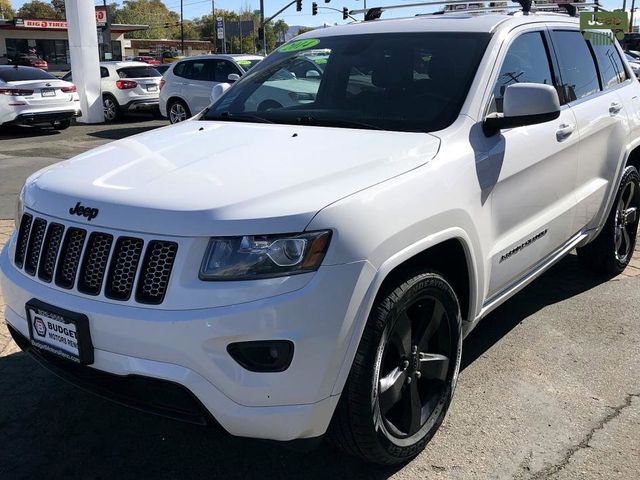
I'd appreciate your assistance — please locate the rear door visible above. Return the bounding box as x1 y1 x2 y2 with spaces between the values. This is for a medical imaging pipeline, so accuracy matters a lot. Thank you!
548 28 629 232
180 59 215 113
483 28 579 297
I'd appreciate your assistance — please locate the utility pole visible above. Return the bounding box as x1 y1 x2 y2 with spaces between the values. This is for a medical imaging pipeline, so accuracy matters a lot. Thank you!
260 0 266 55
211 0 215 52
632 0 636 33
180 0 185 55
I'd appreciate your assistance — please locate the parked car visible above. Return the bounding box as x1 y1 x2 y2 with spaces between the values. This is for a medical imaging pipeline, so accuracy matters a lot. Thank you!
161 51 185 64
133 55 161 66
0 65 79 129
63 61 162 122
11 54 48 71
3 12 640 467
625 52 640 78
159 54 263 123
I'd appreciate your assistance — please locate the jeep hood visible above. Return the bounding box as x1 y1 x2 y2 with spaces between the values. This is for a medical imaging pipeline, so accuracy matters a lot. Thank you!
25 121 440 236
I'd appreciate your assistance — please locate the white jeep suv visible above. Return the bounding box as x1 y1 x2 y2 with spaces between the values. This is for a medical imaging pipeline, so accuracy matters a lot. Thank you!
2 13 639 465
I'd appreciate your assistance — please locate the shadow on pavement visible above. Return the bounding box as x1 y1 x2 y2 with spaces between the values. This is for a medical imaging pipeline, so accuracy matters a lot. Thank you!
0 254 615 480
86 124 164 141
0 125 61 140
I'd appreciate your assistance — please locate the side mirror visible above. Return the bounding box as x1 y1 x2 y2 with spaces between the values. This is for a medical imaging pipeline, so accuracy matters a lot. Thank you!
227 73 240 82
211 82 231 104
483 83 560 136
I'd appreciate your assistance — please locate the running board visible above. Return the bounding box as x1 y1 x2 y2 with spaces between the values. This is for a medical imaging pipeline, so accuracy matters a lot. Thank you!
479 231 588 319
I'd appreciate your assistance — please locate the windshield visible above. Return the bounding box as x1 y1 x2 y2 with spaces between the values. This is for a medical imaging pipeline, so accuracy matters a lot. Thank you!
204 33 490 132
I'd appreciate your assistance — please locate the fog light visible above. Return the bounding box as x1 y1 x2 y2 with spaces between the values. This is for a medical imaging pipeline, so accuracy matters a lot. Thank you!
227 340 294 372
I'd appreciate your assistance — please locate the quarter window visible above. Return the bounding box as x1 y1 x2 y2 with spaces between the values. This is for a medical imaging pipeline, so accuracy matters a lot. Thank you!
489 32 554 114
551 30 600 102
588 31 627 89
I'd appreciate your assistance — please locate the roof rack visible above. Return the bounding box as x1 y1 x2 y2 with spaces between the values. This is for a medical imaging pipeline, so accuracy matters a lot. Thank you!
351 0 602 19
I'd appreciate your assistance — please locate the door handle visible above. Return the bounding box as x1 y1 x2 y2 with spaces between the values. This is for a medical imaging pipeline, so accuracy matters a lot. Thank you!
556 123 575 142
609 102 623 115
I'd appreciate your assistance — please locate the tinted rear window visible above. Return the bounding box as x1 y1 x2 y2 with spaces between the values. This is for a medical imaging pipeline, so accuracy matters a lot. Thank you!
0 67 57 82
117 66 160 78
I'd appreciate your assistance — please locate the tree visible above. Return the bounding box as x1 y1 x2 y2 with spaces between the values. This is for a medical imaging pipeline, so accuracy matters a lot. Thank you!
0 0 15 20
16 0 61 19
113 0 181 39
273 19 289 46
51 0 64 18
296 26 315 36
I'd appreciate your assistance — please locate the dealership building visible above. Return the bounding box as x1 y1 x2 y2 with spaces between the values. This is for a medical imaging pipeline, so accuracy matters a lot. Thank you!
0 18 148 70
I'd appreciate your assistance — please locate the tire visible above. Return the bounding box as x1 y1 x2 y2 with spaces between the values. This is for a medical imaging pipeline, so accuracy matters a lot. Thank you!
577 165 640 274
328 271 462 465
51 119 71 130
168 99 190 124
103 95 121 123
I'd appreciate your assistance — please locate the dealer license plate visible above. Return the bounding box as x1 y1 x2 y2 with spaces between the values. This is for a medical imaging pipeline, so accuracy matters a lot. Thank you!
26 300 94 364
41 88 56 97
147 85 158 92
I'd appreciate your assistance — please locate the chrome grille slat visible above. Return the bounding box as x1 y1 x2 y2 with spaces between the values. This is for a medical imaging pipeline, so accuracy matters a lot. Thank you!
136 240 178 305
105 237 144 301
13 213 176 305
24 218 47 276
55 228 87 289
14 213 33 268
77 232 114 296
38 223 65 283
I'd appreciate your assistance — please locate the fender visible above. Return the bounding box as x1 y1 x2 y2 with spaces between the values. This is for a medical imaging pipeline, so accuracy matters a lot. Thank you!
329 227 480 397
582 137 640 245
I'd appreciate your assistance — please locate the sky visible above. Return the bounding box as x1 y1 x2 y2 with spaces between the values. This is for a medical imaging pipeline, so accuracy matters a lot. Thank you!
7 0 630 25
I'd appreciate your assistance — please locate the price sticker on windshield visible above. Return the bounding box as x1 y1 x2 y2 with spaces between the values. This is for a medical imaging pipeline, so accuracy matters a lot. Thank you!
580 11 628 41
278 38 321 53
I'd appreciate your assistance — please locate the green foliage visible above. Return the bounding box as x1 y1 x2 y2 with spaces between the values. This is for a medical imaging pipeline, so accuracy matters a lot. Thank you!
112 0 182 39
0 0 16 20
50 0 64 18
16 0 61 19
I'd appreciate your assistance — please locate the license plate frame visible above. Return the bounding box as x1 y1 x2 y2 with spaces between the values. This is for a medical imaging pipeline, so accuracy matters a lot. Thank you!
41 88 56 97
26 299 94 365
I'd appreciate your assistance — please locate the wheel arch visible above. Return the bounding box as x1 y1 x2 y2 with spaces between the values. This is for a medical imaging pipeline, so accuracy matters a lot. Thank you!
330 228 479 398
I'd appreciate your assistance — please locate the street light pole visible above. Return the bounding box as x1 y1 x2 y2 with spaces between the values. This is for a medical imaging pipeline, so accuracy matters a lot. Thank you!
211 0 215 52
631 0 636 33
260 0 266 55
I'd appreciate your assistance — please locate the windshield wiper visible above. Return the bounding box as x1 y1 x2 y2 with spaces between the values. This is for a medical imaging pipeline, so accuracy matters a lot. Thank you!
208 111 274 124
293 116 383 131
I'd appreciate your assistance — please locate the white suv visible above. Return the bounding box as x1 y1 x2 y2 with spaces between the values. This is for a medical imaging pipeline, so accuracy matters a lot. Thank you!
159 54 263 123
2 13 639 465
63 61 162 122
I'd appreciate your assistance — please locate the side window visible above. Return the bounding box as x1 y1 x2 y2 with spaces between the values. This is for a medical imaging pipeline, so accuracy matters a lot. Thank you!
173 61 186 78
189 61 209 81
551 30 600 102
489 31 554 114
213 60 241 82
588 31 628 89
100 67 109 78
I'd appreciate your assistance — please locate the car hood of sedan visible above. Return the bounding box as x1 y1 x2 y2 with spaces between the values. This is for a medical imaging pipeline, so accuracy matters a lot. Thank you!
24 121 440 236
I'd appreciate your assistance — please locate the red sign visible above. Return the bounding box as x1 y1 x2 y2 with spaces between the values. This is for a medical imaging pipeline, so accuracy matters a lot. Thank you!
14 8 107 30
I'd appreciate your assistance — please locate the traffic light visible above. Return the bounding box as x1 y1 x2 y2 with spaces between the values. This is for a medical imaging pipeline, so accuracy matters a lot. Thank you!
296 0 302 12
342 7 349 19
312 2 318 15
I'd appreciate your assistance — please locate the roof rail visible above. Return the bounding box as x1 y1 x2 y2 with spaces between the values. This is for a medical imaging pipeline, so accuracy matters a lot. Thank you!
351 0 601 19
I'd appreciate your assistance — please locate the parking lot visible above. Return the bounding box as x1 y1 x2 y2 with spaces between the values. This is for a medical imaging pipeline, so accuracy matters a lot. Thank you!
0 121 639 479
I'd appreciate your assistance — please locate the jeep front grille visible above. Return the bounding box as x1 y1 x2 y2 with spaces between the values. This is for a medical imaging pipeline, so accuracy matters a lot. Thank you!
14 214 178 305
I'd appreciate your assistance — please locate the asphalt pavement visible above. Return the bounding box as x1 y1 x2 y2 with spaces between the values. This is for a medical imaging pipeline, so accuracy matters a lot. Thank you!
0 119 638 479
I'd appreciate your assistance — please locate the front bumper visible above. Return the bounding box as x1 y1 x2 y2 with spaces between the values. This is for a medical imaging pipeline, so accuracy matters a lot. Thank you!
0 238 375 440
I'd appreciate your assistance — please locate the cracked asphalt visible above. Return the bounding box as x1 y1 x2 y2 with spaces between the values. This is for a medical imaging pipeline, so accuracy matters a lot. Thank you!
0 121 639 479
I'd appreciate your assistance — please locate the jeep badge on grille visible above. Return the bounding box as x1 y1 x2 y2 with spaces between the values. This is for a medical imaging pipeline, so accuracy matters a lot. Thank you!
69 202 99 221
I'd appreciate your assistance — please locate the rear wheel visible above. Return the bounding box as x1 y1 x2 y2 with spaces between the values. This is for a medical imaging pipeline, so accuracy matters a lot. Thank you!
329 271 462 465
577 165 640 274
103 95 121 123
168 99 190 124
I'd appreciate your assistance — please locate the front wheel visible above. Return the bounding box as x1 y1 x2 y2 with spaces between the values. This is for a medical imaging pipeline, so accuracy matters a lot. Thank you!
577 165 640 274
329 271 462 465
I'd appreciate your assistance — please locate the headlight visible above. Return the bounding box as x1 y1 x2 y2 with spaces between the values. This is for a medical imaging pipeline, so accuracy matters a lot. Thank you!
14 185 25 230
200 230 332 280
